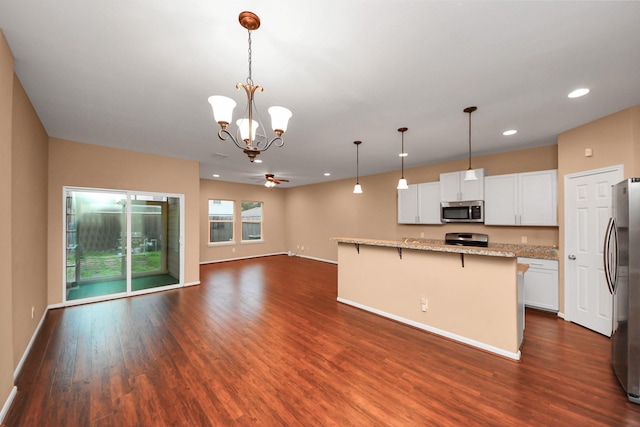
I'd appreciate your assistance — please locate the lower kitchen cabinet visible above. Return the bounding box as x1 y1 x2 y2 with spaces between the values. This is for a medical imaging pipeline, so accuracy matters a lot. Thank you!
518 257 559 311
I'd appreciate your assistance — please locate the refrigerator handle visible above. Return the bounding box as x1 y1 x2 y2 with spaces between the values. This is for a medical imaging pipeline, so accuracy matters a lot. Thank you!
603 217 615 295
611 218 619 294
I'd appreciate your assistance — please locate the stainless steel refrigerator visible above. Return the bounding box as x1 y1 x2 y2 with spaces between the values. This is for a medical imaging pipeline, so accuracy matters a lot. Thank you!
604 178 640 404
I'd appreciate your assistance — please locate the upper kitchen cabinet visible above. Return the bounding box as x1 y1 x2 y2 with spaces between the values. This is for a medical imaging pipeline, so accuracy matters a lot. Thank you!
398 182 441 224
440 168 485 202
485 169 557 226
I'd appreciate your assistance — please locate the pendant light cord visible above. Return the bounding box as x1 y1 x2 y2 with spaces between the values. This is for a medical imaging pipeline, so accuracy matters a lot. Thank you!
464 106 477 170
468 111 472 170
356 143 360 183
401 132 405 178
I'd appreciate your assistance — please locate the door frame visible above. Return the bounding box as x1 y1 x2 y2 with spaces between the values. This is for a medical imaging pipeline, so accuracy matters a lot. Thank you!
563 164 623 328
62 186 185 306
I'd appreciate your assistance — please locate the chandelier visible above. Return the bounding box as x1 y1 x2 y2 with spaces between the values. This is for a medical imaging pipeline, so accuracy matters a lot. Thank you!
208 11 292 162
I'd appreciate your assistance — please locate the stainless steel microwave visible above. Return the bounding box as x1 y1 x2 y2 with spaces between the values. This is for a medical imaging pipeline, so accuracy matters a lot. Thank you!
440 200 484 223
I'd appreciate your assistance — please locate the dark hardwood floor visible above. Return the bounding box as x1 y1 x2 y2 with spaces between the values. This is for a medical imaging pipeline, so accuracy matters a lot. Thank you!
4 255 640 426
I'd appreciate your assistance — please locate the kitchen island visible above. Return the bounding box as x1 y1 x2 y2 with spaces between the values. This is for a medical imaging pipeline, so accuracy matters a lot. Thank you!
331 237 538 360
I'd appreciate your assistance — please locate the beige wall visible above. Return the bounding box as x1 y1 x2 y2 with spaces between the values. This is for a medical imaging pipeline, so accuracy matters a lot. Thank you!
285 145 559 262
0 29 16 419
337 243 520 356
200 179 287 263
557 105 640 313
47 138 201 305
11 76 49 367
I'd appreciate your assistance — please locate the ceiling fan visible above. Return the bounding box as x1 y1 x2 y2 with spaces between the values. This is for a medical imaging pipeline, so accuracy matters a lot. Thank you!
264 173 289 187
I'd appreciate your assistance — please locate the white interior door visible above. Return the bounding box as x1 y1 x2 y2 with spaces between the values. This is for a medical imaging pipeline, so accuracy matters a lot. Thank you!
565 165 623 336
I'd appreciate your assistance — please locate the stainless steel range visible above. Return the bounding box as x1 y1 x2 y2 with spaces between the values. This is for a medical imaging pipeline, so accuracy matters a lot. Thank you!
445 232 489 247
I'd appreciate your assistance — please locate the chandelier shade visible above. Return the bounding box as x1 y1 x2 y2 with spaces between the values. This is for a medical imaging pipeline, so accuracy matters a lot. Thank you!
236 119 260 142
268 106 293 134
208 96 237 126
208 11 292 162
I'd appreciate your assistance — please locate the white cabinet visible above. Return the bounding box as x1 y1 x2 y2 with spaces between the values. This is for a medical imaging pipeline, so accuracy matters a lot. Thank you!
517 269 525 348
398 184 419 224
397 182 441 224
518 257 559 311
440 168 485 201
485 169 557 226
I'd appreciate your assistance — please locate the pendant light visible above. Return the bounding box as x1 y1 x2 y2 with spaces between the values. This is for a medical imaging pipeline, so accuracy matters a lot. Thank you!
397 127 409 190
353 141 363 194
463 106 478 181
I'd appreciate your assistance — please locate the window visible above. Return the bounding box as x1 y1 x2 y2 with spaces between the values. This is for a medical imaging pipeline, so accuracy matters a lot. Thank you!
241 201 263 241
209 200 234 243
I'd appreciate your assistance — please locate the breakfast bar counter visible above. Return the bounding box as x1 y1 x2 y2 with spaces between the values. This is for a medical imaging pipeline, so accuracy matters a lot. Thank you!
331 237 534 360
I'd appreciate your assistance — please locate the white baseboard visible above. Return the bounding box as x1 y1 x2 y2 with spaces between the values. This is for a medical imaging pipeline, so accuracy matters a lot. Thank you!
200 252 288 265
294 254 337 264
337 297 521 361
183 281 200 287
14 308 48 380
0 386 17 425
201 252 337 265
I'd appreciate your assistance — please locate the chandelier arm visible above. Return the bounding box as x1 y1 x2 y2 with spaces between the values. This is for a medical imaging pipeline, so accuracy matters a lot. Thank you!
258 136 285 152
217 129 247 151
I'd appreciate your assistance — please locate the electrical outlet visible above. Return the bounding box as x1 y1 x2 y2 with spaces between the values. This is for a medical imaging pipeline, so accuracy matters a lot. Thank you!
421 297 427 312
420 232 425 238
31 306 35 319
521 236 528 243
232 247 236 253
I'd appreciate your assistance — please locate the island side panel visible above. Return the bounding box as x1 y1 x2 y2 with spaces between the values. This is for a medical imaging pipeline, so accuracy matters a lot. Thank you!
337 242 519 355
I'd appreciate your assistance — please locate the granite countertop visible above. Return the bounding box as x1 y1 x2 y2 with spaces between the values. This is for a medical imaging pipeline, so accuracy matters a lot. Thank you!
331 237 558 260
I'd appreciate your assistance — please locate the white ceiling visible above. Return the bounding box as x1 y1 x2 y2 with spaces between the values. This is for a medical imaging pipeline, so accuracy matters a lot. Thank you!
1 1 639 188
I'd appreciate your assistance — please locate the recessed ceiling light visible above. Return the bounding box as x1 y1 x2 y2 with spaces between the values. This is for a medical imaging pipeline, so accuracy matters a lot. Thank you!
399 153 408 157
254 159 263 163
324 172 331 176
212 174 220 178
568 88 590 98
503 129 517 136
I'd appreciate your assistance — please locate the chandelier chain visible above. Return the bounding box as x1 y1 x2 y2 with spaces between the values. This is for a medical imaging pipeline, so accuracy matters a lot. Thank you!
247 30 253 86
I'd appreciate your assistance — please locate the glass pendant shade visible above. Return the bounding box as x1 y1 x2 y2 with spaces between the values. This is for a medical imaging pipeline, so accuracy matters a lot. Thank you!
268 106 293 133
236 118 260 142
464 169 478 181
265 181 276 188
397 178 409 190
208 96 236 125
353 183 363 194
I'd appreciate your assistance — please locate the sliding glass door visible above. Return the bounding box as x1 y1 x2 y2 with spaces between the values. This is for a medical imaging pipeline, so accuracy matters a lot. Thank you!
65 188 183 303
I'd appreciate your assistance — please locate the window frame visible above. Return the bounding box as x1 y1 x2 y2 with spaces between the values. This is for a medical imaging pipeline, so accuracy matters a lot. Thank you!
240 200 264 243
208 199 235 245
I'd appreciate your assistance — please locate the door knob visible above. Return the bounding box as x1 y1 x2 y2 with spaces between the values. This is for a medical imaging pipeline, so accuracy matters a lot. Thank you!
568 254 577 260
